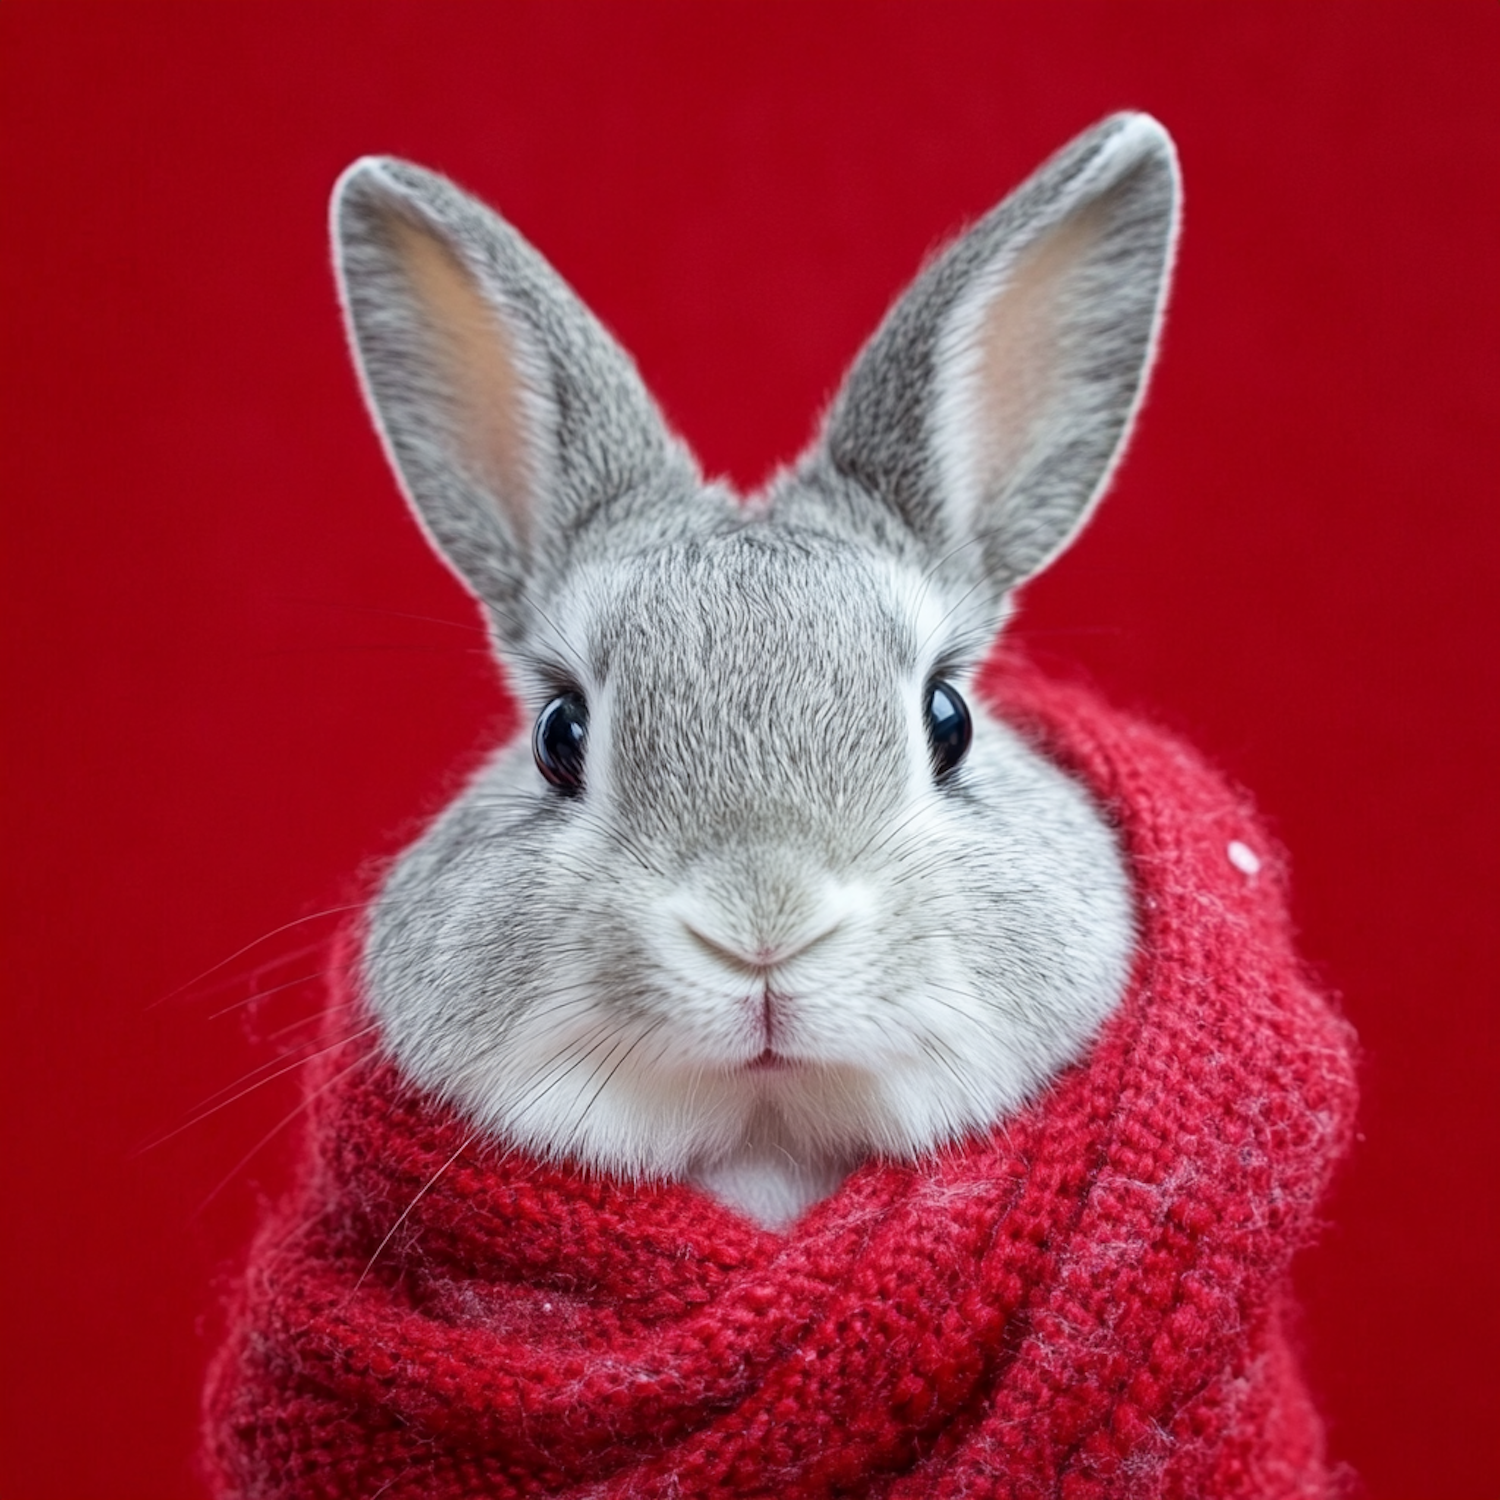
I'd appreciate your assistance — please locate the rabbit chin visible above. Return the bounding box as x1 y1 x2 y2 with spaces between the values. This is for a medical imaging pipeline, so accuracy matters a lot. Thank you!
435 1036 1036 1228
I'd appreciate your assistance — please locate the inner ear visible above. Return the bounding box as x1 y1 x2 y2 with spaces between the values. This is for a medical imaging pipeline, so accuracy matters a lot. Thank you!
381 207 539 545
960 198 1109 509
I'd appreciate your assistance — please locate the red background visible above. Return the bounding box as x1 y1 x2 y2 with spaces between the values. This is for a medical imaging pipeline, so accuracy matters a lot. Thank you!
3 4 1496 1496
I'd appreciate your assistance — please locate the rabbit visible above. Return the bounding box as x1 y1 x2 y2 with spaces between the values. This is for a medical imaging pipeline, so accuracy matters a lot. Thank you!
333 112 1180 1229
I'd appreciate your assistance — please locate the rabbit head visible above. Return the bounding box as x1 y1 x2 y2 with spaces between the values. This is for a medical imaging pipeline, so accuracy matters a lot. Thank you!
334 114 1179 1224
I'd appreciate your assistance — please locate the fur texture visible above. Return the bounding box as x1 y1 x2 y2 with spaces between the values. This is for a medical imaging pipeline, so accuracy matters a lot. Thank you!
332 114 1180 1223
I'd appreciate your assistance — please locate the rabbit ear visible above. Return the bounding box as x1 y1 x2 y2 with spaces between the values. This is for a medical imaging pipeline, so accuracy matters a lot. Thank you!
333 157 695 637
806 113 1180 596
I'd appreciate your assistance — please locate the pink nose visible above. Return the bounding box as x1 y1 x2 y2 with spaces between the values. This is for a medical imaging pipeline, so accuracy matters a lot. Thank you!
682 919 841 976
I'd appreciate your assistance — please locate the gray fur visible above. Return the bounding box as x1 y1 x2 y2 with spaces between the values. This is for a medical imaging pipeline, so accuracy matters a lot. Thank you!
334 114 1179 1227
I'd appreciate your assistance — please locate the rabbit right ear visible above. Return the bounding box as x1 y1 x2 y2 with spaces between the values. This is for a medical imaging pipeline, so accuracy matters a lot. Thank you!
333 159 696 641
795 113 1180 607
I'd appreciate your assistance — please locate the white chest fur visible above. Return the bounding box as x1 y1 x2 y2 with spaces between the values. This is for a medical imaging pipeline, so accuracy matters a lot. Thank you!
688 1142 856 1229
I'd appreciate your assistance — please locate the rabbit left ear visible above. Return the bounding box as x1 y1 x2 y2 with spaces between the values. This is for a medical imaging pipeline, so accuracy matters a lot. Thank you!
332 158 697 642
799 113 1181 597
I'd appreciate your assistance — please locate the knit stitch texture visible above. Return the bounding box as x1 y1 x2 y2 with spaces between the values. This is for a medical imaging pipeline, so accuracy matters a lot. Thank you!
203 663 1358 1498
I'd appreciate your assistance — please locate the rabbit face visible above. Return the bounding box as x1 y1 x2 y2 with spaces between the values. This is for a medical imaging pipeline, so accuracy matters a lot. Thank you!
366 523 1131 1192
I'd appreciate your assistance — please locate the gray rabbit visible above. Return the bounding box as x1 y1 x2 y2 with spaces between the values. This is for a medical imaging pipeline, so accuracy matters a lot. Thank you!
335 113 1179 1228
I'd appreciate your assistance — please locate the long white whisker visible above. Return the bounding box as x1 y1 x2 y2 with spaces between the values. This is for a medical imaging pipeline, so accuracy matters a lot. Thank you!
189 1051 376 1221
351 1129 482 1294
138 1025 378 1154
149 905 367 1011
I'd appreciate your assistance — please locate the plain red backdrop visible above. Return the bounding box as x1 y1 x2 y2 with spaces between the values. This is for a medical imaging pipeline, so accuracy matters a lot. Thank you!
2 4 1495 1497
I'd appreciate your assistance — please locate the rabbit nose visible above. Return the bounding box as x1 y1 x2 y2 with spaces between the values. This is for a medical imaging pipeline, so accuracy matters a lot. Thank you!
681 917 843 977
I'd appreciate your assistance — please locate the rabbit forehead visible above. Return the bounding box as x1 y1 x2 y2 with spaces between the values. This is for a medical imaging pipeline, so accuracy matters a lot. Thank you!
597 527 918 667
570 527 929 844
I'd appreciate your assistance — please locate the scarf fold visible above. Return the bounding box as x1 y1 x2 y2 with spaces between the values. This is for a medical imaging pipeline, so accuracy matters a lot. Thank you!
203 663 1358 1499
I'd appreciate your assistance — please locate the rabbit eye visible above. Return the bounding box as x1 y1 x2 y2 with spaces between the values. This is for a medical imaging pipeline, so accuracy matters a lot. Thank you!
924 680 972 779
533 692 588 795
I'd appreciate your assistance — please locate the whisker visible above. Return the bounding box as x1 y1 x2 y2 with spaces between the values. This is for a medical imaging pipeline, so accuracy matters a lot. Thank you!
255 644 492 660
283 598 489 636
206 964 352 1023
263 998 360 1045
569 1015 669 1143
188 1050 376 1220
185 979 359 1108
137 1025 378 1155
168 939 334 1007
500 1015 630 1119
351 1129 481 1294
149 904 367 1011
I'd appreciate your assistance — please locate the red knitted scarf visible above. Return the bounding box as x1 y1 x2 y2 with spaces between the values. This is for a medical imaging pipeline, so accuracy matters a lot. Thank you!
203 665 1358 1499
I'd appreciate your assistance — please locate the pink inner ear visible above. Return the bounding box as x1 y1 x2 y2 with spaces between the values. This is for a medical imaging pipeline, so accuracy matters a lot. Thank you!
969 196 1108 499
384 208 537 542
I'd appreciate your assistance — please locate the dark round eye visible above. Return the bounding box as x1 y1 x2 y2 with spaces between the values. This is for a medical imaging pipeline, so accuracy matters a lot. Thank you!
924 679 972 779
533 692 588 794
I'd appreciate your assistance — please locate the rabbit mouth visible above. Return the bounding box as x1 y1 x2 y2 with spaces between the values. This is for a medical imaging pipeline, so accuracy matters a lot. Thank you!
744 1048 796 1073
742 991 808 1070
